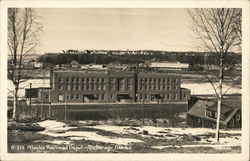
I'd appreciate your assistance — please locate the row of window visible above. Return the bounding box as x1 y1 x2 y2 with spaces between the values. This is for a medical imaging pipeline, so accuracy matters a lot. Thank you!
138 93 178 100
138 78 178 83
58 77 134 83
138 84 179 90
59 84 106 91
109 83 133 91
58 94 106 101
57 77 177 84
57 84 179 91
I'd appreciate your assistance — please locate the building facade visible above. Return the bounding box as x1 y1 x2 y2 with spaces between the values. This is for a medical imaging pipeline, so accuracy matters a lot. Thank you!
38 68 190 104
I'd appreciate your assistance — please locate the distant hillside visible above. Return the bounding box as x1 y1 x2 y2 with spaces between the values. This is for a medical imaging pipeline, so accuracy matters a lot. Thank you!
38 51 241 68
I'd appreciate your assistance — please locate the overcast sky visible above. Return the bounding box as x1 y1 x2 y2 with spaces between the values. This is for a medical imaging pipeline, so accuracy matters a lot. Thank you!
36 8 196 53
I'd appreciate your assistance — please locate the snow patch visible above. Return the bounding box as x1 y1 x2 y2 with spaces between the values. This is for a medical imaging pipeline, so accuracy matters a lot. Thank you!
37 120 142 145
35 140 73 145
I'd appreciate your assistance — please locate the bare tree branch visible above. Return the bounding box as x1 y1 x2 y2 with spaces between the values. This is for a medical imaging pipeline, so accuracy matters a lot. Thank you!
8 8 42 119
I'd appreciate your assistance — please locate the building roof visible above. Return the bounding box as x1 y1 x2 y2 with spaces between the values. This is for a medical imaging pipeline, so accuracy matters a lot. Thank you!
187 100 214 117
207 103 234 113
70 60 79 65
188 96 241 118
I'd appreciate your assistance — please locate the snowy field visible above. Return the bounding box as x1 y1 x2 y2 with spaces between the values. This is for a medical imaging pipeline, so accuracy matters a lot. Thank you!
8 79 241 97
34 120 241 152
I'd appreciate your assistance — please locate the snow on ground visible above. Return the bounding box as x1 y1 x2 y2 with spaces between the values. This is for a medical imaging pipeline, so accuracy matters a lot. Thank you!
86 125 241 136
37 120 74 131
37 120 142 145
37 120 241 148
152 136 241 149
181 83 241 95
86 125 241 149
35 140 73 145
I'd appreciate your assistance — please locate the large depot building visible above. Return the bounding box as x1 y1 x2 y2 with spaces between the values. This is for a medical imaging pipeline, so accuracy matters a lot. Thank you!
38 68 191 104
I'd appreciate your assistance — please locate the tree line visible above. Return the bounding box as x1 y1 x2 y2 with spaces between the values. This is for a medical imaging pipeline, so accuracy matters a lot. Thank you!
37 52 241 67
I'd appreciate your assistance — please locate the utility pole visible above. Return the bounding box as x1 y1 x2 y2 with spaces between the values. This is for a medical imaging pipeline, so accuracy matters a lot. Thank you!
40 88 43 119
141 82 145 125
29 83 32 115
48 88 51 119
65 92 67 122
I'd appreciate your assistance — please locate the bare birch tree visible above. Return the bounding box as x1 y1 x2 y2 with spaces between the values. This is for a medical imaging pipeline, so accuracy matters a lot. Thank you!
188 8 242 143
8 8 42 119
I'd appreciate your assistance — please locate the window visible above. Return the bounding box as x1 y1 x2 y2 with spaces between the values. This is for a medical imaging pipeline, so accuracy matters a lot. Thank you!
165 94 170 100
174 78 177 83
87 84 90 90
205 110 210 117
215 112 218 118
110 78 115 83
67 94 70 100
140 94 143 100
59 84 63 90
94 94 99 100
174 85 178 90
76 94 80 99
128 78 133 83
82 77 85 82
150 85 153 90
87 78 90 83
76 84 80 90
91 84 95 90
236 113 241 121
45 94 49 99
102 78 105 83
102 85 106 90
167 78 170 83
76 77 80 83
128 84 133 91
97 84 101 90
58 94 64 101
67 85 71 90
71 94 74 99
92 78 95 83
71 77 75 83
184 93 187 99
110 84 115 90
66 77 70 83
140 85 143 90
144 94 147 100
174 93 177 100
59 77 63 83
101 94 105 100
168 94 171 100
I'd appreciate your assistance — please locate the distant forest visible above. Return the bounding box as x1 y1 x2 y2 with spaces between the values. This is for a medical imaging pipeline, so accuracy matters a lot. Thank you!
38 51 241 68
